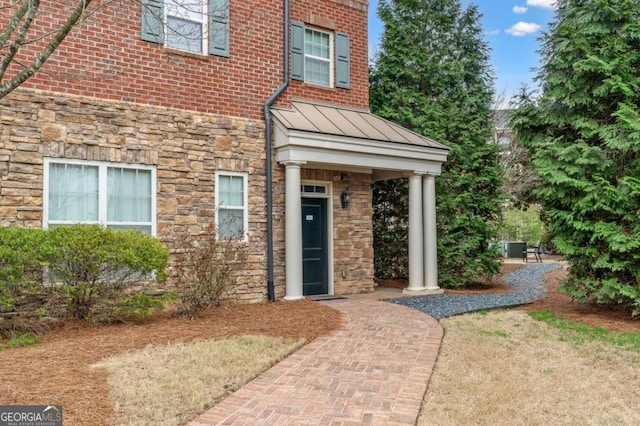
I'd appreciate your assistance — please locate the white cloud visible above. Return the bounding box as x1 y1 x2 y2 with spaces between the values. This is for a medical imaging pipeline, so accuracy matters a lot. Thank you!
487 29 501 36
526 0 557 9
506 21 542 36
513 6 528 14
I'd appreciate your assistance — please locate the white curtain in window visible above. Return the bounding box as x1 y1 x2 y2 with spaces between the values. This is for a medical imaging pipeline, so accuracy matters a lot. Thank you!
107 168 152 222
218 175 245 239
218 175 244 207
48 163 99 221
166 17 204 53
166 0 206 54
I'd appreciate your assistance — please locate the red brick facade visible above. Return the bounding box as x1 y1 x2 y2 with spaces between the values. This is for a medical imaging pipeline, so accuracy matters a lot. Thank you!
3 0 369 119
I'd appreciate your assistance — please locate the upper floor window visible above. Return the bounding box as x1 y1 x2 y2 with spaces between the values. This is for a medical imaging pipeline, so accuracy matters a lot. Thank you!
215 171 248 241
166 0 208 54
291 21 350 89
141 0 229 57
44 159 156 235
304 28 332 86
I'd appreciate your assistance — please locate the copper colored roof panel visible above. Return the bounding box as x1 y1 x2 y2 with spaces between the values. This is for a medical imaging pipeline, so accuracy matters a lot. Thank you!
271 100 449 150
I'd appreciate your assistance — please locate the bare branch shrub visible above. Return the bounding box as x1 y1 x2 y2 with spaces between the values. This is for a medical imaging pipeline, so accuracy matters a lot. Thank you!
175 224 248 319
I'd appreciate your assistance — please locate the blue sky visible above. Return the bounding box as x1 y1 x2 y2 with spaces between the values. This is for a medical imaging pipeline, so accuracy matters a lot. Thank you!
368 0 557 103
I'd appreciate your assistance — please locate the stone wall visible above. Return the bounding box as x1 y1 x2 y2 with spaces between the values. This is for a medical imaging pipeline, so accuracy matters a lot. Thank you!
0 89 376 301
301 169 375 295
0 88 282 302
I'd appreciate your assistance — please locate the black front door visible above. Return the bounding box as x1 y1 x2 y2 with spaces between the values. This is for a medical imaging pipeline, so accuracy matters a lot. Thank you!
301 198 328 295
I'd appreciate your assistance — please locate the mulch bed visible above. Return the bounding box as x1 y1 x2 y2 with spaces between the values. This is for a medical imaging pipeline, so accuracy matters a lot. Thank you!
522 267 640 333
2 258 639 425
0 300 343 426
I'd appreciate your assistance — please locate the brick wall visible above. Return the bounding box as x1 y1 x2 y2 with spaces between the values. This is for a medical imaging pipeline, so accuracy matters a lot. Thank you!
1 0 369 120
289 0 369 109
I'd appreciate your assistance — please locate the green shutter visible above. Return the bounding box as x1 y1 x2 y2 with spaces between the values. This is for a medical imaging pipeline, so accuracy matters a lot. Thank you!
209 0 229 57
336 32 350 89
141 0 164 44
291 21 305 81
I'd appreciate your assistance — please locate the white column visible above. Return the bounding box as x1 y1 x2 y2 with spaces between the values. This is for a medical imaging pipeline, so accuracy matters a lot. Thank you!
284 161 304 300
423 174 440 291
406 173 425 292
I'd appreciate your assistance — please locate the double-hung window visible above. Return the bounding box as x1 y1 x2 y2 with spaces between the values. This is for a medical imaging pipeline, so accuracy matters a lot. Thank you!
165 0 208 54
44 159 156 235
141 0 229 57
291 21 350 89
215 172 248 241
304 28 332 87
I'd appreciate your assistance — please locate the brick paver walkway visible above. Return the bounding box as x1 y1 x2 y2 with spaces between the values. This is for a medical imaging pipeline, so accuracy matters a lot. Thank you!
190 292 443 425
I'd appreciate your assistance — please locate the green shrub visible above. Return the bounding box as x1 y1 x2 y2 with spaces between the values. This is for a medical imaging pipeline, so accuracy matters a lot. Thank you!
373 179 409 280
0 227 50 312
114 292 176 321
43 225 169 322
175 226 248 319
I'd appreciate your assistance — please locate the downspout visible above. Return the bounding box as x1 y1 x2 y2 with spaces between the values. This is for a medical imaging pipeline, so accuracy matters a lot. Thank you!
264 0 290 302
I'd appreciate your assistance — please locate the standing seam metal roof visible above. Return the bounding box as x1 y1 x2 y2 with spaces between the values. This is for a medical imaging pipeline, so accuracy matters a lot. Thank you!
271 100 450 151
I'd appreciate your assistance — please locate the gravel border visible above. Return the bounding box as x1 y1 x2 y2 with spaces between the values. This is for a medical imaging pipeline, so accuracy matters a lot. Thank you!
387 262 562 320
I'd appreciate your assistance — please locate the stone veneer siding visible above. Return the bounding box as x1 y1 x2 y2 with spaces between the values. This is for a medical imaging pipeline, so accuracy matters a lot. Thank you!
0 89 375 301
0 89 280 302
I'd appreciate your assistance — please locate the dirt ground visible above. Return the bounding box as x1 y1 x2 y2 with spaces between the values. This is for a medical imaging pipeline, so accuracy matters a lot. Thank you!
1 258 638 424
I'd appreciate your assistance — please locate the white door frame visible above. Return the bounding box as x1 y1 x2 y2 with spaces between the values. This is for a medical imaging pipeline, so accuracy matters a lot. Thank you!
300 180 334 295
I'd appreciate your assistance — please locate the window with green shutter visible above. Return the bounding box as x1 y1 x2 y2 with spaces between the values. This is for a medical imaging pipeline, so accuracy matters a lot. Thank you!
140 0 229 57
291 21 350 89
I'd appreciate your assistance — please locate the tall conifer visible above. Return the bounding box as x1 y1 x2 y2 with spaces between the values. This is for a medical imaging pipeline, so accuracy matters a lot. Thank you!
511 0 640 314
370 0 503 286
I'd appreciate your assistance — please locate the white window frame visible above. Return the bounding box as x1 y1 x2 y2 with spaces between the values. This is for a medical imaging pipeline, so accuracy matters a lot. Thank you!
164 0 208 55
215 171 249 242
304 27 334 88
43 158 157 235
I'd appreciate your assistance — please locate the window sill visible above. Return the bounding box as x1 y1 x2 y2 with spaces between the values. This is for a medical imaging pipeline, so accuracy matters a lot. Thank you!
163 48 213 61
301 82 337 91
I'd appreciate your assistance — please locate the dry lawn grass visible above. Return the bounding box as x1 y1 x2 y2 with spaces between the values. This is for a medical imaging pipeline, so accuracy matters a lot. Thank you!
93 336 304 425
418 263 640 426
419 310 640 425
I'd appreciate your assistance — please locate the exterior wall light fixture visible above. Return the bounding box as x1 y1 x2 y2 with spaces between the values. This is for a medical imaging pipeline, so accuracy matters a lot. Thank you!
340 188 352 209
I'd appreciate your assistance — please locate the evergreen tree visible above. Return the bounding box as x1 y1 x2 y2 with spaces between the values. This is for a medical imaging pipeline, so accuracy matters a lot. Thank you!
511 0 640 315
370 0 503 287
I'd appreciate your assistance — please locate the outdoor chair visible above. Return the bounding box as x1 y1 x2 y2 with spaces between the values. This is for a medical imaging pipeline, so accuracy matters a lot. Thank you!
522 241 542 263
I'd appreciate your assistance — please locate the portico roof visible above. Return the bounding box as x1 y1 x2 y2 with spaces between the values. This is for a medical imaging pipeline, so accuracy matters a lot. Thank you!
270 99 449 179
